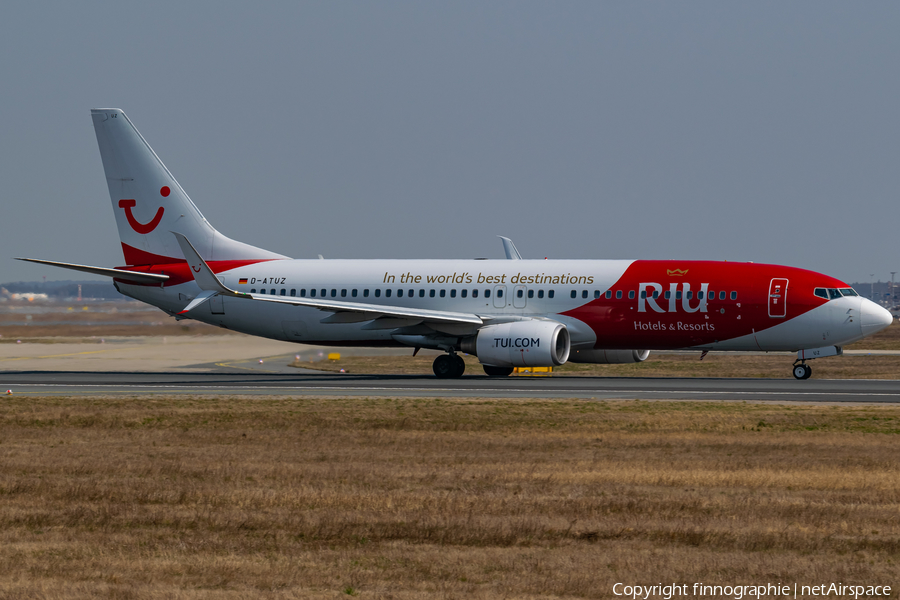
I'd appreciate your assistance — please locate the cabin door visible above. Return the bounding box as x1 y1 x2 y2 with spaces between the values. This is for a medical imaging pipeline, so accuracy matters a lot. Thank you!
768 278 788 318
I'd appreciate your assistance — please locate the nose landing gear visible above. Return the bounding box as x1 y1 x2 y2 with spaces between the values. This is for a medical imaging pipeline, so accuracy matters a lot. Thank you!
433 353 466 379
792 363 812 380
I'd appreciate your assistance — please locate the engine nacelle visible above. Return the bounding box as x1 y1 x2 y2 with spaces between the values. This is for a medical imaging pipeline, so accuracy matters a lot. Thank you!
461 321 570 367
568 348 650 364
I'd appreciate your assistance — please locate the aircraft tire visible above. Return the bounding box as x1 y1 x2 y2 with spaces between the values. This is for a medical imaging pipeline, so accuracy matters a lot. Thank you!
452 355 466 378
433 354 455 379
483 365 514 377
793 364 812 380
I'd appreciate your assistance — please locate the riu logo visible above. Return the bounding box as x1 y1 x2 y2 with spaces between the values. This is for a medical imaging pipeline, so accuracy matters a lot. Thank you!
638 282 709 313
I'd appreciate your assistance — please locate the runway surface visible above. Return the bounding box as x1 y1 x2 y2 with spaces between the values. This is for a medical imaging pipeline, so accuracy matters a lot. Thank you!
3 369 898 403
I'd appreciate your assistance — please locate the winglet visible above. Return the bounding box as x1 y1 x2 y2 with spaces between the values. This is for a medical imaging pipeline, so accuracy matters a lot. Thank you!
178 290 219 314
173 232 234 294
498 236 523 260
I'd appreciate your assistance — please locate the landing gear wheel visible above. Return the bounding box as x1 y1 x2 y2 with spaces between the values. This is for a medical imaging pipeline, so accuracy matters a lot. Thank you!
433 354 465 379
433 355 455 379
452 355 466 378
483 365 514 377
792 364 812 380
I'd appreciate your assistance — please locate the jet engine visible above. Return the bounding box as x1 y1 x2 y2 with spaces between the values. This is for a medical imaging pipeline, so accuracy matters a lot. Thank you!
461 320 570 367
568 348 650 364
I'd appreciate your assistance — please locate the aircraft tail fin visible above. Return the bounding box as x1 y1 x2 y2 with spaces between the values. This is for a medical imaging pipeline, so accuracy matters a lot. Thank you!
91 109 287 266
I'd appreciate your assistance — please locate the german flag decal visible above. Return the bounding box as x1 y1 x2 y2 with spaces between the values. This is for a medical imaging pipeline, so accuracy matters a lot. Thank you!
238 278 248 285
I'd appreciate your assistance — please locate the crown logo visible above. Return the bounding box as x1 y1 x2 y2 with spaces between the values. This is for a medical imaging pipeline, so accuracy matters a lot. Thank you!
667 268 688 276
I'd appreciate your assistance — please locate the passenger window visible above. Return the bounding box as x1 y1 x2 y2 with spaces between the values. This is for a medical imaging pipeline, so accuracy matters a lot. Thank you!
375 289 381 297
363 289 369 297
685 291 692 299
385 289 391 298
340 289 347 297
616 290 622 299
719 291 726 300
352 289 357 297
310 289 316 297
652 291 659 299
281 289 286 296
641 291 647 299
517 289 524 298
528 290 534 298
472 289 479 298
548 290 555 299
450 289 456 298
538 290 544 298
270 289 276 295
320 289 326 297
828 288 841 300
839 288 858 297
331 289 337 297
440 289 446 297
409 289 415 298
485 289 491 298
664 291 671 300
250 288 256 293
582 290 588 299
571 290 577 299
697 291 703 300
418 289 425 297
430 289 435 297
628 291 635 299
290 289 296 297
730 291 737 300
497 289 503 297
300 289 306 297
461 289 468 298
604 290 610 299
676 291 682 300
397 289 403 297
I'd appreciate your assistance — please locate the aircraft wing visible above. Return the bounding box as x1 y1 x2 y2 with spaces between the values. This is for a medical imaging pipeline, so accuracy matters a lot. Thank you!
173 233 484 325
14 257 170 284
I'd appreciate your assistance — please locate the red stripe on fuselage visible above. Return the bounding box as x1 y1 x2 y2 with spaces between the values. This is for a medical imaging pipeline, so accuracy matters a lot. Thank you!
115 243 278 286
561 261 847 349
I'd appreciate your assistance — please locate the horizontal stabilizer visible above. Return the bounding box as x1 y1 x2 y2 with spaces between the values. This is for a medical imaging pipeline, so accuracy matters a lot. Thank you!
14 257 169 284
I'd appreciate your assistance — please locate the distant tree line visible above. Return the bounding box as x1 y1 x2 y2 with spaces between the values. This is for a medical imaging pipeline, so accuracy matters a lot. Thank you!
1 280 120 300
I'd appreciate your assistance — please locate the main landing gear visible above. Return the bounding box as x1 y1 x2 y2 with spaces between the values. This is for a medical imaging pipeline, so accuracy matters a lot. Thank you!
792 363 812 380
433 353 466 379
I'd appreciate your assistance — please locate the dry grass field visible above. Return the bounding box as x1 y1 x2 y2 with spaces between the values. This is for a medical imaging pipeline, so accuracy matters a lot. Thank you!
1 396 898 598
0 301 227 340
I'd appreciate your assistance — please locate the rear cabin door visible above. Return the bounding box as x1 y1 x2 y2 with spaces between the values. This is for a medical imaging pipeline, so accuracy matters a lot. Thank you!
768 278 788 318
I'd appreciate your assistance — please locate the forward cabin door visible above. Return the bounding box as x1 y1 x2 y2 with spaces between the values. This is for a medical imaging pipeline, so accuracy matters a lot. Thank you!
768 278 788 318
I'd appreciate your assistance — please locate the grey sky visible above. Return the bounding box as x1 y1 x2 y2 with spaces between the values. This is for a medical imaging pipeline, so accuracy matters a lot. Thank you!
2 2 898 284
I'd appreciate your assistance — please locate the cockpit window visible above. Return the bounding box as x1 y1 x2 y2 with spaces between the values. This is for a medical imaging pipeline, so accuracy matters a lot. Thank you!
814 288 828 299
828 288 842 300
839 288 859 297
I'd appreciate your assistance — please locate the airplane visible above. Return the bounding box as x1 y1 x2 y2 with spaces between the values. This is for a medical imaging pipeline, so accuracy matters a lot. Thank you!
16 109 894 380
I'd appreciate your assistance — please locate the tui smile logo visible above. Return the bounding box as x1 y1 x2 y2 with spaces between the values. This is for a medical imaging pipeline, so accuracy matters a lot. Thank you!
118 186 169 234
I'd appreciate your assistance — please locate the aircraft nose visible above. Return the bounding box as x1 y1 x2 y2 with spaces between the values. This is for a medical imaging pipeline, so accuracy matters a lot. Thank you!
859 299 893 338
